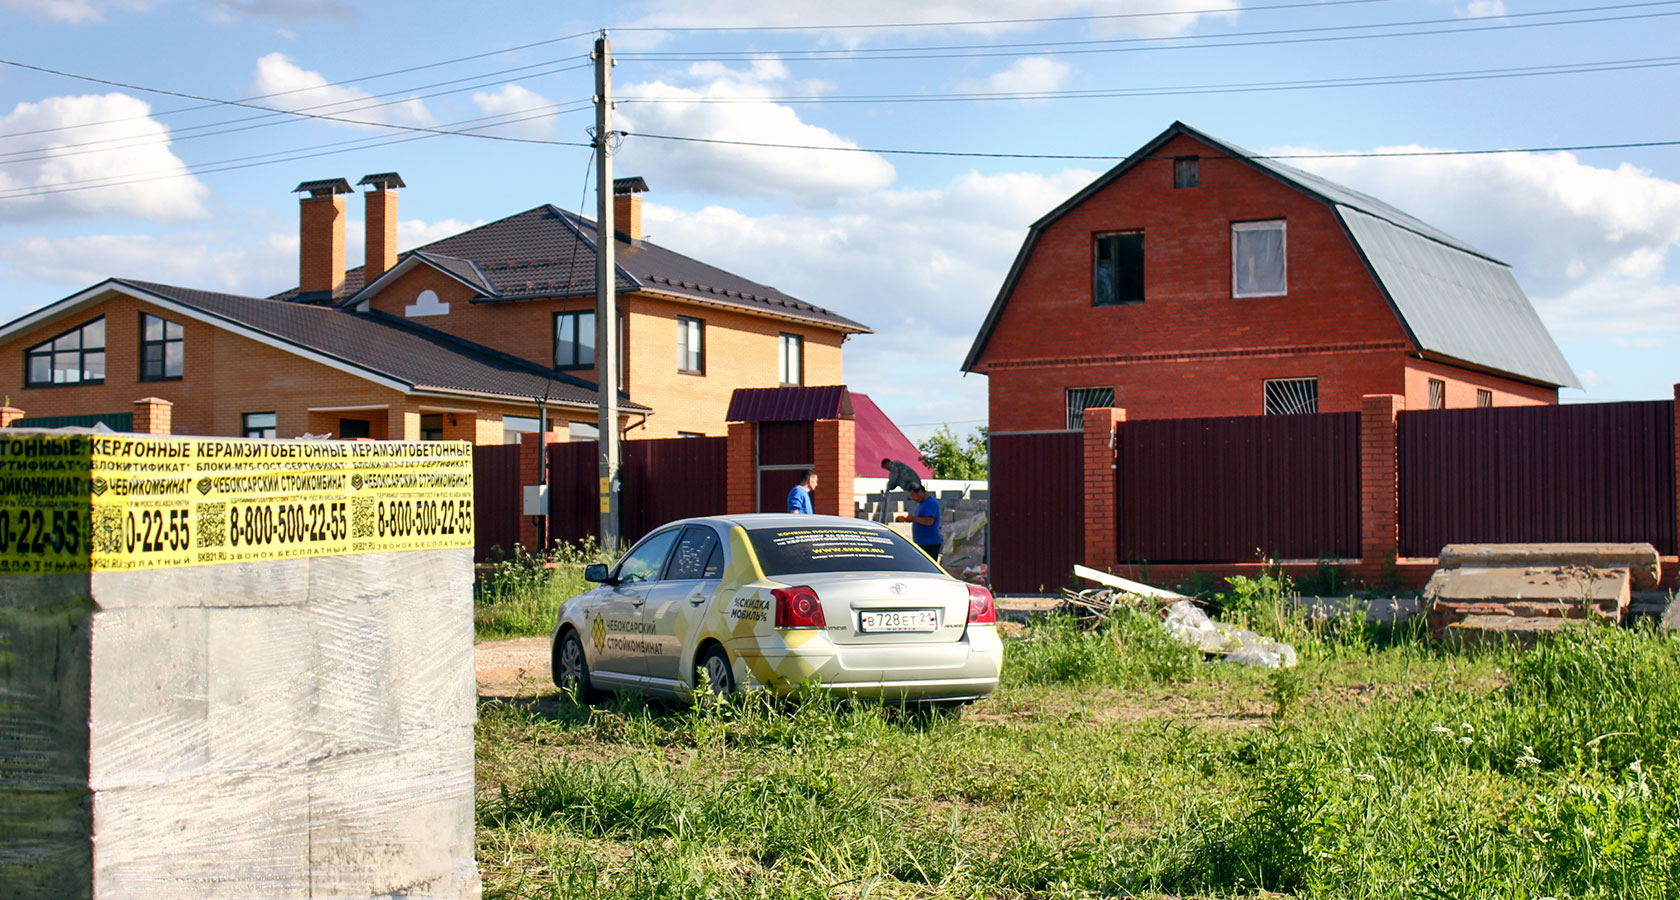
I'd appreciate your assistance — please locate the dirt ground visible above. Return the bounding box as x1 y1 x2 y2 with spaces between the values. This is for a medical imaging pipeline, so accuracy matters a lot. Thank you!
475 636 553 698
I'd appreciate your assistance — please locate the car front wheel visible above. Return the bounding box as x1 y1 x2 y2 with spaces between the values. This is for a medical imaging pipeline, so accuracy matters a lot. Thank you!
553 630 598 701
696 645 735 696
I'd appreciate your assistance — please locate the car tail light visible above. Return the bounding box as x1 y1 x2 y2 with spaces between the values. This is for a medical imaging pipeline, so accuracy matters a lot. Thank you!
966 585 997 624
773 586 826 628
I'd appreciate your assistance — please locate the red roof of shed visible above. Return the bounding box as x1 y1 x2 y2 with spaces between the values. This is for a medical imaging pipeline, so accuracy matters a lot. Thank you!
852 393 933 479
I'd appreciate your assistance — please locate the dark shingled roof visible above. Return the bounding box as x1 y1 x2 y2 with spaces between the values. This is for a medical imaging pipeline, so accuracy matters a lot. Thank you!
270 205 870 333
964 121 1578 389
113 279 646 410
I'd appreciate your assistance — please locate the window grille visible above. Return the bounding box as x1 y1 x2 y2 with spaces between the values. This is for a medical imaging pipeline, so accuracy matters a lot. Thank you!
1263 378 1317 415
1066 386 1115 429
1477 389 1493 408
1429 379 1446 410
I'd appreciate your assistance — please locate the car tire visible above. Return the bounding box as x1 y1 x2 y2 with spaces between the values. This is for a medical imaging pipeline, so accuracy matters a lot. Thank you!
695 645 735 696
553 630 598 702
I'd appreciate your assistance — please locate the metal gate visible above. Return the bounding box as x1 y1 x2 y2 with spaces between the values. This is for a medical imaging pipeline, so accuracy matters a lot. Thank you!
1398 401 1676 556
757 421 814 513
549 437 730 548
988 431 1083 594
471 444 521 562
1115 412 1361 562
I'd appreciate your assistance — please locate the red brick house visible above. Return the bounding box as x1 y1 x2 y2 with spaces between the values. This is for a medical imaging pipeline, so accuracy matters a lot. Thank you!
963 122 1579 432
0 175 869 444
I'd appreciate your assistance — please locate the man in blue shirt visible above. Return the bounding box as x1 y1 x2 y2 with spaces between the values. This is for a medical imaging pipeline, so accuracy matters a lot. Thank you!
786 469 817 514
897 486 942 561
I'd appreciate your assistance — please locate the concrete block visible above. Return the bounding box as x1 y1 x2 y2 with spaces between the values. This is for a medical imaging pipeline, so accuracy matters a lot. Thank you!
306 747 475 899
1437 543 1661 589
1663 597 1680 632
206 605 317 771
87 607 210 790
88 558 312 611
1425 565 1630 637
1443 614 1589 650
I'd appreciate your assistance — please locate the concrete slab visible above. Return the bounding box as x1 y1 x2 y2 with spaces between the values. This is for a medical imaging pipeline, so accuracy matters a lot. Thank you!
1437 543 1660 589
1443 614 1590 650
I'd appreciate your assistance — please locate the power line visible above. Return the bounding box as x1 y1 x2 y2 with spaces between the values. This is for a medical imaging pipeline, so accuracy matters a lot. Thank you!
0 29 597 140
0 57 594 147
0 59 592 166
623 132 1680 161
619 2 1680 61
613 0 1408 32
615 55 1680 105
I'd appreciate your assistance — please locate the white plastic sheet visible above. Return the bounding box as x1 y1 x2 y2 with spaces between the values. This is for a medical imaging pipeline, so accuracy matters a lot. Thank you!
1162 599 1298 668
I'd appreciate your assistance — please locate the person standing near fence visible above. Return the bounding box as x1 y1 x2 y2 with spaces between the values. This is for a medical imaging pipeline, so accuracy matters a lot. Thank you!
786 469 818 514
881 458 925 493
896 486 942 561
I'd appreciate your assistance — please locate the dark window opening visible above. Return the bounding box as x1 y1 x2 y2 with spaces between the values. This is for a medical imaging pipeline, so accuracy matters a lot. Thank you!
1264 378 1318 415
1094 232 1144 306
25 316 105 387
1066 386 1116 429
338 418 372 439
243 411 277 439
1174 156 1199 188
421 413 445 441
140 313 184 381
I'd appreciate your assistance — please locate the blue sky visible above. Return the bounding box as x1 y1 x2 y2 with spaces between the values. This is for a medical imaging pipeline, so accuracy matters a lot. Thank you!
2 0 1676 442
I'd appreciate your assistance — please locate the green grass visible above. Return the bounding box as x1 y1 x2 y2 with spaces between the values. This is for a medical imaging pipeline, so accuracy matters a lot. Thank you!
475 540 614 642
475 604 1680 898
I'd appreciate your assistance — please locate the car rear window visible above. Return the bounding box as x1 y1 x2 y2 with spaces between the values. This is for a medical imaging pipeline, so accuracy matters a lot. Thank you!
747 526 943 577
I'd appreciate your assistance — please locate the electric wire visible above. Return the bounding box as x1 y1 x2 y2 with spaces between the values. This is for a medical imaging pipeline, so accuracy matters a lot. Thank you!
612 0 1407 32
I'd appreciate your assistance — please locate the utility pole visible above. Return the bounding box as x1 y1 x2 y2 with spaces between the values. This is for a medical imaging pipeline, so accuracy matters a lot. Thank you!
593 31 620 548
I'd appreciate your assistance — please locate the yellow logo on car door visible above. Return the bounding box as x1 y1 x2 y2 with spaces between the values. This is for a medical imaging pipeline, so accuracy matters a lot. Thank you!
591 614 606 652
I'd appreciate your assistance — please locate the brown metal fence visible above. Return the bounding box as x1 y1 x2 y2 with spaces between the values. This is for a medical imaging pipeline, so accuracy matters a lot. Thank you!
1115 413 1361 562
471 444 521 562
1398 401 1677 556
548 437 729 548
989 431 1084 594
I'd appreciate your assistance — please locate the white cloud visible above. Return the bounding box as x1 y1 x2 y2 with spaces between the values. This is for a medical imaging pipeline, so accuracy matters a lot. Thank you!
249 53 434 128
0 0 154 23
1578 369 1606 389
0 93 209 222
1282 147 1680 334
957 56 1071 99
1457 0 1506 18
470 84 558 138
1 230 294 296
615 58 895 206
623 0 1239 47
638 168 1097 429
207 0 356 22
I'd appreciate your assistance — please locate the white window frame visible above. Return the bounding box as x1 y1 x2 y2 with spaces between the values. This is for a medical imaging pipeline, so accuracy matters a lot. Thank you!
1232 219 1287 298
778 333 803 386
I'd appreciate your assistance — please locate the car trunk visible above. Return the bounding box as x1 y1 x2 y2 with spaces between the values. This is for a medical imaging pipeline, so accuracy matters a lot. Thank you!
792 572 970 645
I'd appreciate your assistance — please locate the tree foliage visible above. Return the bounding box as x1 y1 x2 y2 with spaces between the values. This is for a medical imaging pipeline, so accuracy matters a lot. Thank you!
917 425 988 479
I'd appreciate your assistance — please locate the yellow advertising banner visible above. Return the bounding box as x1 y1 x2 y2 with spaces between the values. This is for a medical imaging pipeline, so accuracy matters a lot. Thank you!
0 435 474 574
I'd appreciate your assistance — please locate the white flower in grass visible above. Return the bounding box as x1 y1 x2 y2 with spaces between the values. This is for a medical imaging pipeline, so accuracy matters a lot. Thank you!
1354 773 1377 783
1459 737 1474 747
1430 726 1453 735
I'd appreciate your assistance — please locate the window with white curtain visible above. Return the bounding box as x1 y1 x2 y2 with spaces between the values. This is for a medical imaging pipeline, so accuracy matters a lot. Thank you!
778 333 803 385
1232 220 1287 297
678 316 703 373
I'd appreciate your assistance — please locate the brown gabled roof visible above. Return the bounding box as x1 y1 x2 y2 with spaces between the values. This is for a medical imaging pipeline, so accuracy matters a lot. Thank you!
272 205 871 333
112 279 647 410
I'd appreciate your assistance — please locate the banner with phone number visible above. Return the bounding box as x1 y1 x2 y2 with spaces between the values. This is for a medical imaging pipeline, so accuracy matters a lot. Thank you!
0 434 473 574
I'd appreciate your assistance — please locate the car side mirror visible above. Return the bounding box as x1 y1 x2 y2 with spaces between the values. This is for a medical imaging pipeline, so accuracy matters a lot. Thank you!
583 563 614 585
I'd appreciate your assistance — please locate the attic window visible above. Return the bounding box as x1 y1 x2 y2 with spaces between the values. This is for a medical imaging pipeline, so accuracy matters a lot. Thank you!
1263 378 1317 415
1232 220 1287 297
1094 232 1144 306
25 316 105 387
1174 156 1199 188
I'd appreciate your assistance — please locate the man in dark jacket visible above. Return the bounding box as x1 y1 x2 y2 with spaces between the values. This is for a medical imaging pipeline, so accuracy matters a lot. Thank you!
881 458 924 493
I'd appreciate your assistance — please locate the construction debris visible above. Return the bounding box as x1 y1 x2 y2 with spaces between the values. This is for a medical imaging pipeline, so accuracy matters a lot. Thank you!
1067 566 1298 668
1425 543 1659 642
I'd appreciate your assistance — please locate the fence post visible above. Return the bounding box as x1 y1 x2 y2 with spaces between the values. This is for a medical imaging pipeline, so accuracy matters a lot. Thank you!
131 397 173 435
1082 407 1124 573
1673 383 1679 577
0 405 24 428
812 417 855 517
1360 394 1405 578
726 422 757 515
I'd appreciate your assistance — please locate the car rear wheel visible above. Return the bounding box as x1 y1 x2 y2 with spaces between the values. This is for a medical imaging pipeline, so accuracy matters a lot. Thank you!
553 630 598 701
696 645 735 696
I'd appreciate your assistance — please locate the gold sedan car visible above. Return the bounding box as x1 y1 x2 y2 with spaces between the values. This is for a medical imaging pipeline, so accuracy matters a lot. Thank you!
551 514 1003 702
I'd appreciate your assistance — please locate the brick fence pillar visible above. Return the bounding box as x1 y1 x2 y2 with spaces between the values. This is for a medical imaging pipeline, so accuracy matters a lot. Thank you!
0 406 24 428
131 397 173 435
1360 394 1405 577
1082 406 1125 573
813 417 856 517
726 422 757 515
518 430 559 553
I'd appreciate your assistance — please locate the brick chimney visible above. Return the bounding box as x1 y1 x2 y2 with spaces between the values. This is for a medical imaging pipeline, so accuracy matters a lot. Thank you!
357 172 405 284
613 176 649 245
294 178 353 298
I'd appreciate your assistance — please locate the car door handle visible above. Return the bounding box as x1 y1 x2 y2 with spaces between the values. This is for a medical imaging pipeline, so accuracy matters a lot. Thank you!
688 592 707 605
631 598 646 607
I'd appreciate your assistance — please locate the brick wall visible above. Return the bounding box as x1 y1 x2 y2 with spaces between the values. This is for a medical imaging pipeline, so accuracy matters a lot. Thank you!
812 417 855 517
973 132 1558 430
1081 406 1123 572
725 422 756 514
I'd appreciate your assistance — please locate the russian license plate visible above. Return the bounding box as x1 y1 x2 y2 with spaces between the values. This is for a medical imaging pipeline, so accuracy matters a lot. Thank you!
859 609 939 633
